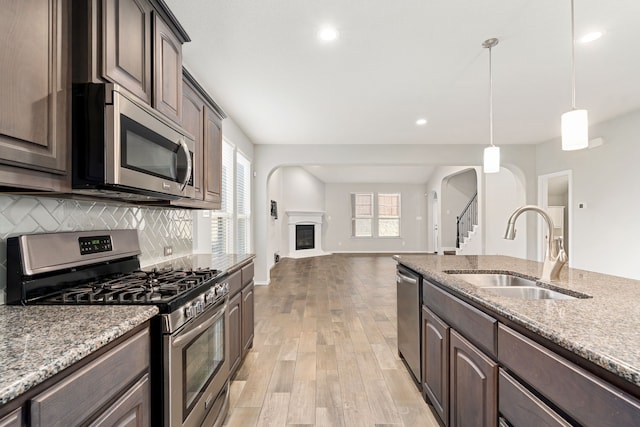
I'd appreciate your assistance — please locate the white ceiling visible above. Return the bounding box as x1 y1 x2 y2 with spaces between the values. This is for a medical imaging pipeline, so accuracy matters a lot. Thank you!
166 0 640 148
165 1 640 184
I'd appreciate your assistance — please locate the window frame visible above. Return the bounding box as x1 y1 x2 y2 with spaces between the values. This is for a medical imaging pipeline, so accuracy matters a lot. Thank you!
350 191 401 238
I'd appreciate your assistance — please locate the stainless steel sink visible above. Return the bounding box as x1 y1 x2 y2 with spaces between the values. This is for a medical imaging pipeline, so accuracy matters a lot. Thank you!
481 286 576 300
451 273 537 288
447 272 586 300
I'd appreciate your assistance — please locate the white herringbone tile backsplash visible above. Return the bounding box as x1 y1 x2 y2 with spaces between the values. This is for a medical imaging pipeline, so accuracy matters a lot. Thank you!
0 195 193 304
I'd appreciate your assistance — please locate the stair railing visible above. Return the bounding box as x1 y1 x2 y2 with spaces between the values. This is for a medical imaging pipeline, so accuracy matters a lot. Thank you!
456 192 478 249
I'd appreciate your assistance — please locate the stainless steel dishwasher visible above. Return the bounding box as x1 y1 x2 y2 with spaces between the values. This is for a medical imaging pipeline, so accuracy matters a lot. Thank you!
396 264 422 385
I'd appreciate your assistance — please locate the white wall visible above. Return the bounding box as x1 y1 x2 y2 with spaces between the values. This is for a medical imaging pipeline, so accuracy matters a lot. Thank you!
536 108 640 279
267 166 325 261
254 144 538 284
324 183 428 253
484 167 527 257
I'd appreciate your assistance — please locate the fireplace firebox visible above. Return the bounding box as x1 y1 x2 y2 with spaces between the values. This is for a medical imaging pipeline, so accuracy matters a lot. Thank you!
296 224 315 250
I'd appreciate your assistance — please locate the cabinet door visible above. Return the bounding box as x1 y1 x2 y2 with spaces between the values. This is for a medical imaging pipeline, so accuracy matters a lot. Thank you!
0 408 22 427
422 306 449 426
204 106 222 207
153 13 182 123
450 330 497 427
241 282 255 356
181 79 204 200
228 292 242 377
89 374 150 427
0 0 69 190
103 0 152 103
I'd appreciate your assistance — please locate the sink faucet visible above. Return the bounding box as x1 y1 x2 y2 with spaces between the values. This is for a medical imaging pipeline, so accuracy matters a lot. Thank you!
504 205 567 282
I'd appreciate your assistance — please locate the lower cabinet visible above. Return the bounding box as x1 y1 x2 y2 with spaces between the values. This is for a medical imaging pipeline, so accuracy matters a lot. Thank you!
449 330 498 427
241 281 255 356
0 409 21 427
1 327 151 427
228 292 243 376
422 306 449 424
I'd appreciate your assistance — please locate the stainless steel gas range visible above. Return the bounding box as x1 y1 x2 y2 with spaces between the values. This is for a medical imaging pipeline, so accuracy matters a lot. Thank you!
6 229 230 427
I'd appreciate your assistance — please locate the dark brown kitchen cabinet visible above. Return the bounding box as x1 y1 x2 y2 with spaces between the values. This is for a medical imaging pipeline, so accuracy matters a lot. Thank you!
449 330 498 427
422 306 449 426
30 328 150 427
153 12 182 123
180 77 205 201
204 106 223 207
75 0 189 122
228 292 242 377
0 409 21 427
0 0 70 191
241 282 255 356
241 262 255 355
103 0 153 104
499 324 640 427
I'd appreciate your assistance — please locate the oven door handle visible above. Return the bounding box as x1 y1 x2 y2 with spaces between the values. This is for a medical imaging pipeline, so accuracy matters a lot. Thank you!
172 305 225 348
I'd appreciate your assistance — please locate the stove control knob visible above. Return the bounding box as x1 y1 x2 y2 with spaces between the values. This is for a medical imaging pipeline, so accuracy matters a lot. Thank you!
214 284 224 296
205 289 216 304
184 304 195 319
223 283 230 293
195 300 204 314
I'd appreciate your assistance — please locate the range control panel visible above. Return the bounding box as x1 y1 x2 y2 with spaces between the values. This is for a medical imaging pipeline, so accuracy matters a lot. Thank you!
79 235 113 255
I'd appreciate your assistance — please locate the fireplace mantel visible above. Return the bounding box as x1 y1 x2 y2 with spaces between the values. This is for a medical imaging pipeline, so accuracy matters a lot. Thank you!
286 211 330 258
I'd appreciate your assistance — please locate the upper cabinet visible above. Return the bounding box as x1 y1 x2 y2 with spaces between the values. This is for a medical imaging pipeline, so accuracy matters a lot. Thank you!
0 0 71 191
74 0 190 123
165 69 225 210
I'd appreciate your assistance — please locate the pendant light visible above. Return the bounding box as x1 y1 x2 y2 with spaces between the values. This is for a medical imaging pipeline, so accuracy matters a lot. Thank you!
483 38 500 173
561 0 588 150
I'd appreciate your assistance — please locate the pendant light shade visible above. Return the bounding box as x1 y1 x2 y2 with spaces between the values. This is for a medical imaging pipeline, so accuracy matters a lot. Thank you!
561 109 588 150
562 0 588 151
482 38 500 174
483 146 500 173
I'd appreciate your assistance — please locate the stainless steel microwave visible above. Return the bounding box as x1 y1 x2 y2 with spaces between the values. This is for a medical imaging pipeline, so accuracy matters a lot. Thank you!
72 83 195 201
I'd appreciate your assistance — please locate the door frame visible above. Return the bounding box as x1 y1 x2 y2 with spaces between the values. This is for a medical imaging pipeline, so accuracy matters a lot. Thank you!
537 170 572 266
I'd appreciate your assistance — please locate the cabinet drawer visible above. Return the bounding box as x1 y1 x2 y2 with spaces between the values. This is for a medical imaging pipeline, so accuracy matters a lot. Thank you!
241 262 254 287
423 280 497 358
498 325 640 427
88 373 149 427
0 408 22 427
31 329 149 427
499 369 570 427
226 270 242 297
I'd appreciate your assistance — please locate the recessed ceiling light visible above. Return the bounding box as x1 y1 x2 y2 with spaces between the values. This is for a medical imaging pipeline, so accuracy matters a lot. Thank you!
416 118 428 126
318 27 339 42
579 31 603 44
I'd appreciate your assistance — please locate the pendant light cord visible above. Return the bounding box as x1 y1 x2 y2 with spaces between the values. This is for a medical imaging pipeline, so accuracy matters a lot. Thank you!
489 44 494 147
570 0 576 110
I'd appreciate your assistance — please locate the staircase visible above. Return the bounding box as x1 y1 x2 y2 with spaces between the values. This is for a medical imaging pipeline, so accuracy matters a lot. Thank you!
456 192 479 254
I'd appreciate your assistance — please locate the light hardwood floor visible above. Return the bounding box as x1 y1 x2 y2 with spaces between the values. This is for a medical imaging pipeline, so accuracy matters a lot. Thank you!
223 254 439 427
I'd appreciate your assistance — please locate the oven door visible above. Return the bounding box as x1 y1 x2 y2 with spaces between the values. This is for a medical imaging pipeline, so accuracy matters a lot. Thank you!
107 87 195 199
165 299 229 427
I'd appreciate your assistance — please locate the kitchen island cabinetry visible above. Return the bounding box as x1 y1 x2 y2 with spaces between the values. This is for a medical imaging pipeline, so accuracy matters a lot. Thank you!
398 254 640 427
422 279 497 426
0 0 70 192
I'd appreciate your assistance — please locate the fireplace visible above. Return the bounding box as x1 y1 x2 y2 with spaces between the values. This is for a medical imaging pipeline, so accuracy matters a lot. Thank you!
286 211 330 259
296 224 315 250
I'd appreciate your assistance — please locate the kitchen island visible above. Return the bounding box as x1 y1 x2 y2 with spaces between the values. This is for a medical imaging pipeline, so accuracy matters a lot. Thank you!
396 254 640 426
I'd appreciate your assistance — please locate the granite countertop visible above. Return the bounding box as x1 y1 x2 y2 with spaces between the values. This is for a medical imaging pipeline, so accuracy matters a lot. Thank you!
145 253 255 274
0 305 158 406
394 254 640 388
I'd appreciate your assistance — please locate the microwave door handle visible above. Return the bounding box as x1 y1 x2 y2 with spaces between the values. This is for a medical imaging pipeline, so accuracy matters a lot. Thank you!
178 137 192 191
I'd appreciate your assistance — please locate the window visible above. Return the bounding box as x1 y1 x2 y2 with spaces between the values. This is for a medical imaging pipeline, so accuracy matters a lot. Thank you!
378 193 401 237
351 193 373 237
236 151 251 254
351 192 401 237
211 141 234 255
